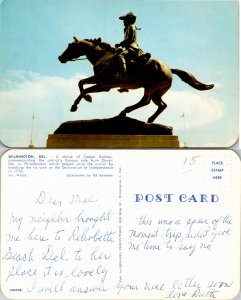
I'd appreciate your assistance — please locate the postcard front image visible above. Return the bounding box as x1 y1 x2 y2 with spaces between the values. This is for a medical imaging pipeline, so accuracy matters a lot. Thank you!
0 0 238 148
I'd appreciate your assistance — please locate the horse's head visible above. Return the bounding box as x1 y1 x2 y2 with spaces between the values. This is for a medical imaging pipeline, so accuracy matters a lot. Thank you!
58 36 85 63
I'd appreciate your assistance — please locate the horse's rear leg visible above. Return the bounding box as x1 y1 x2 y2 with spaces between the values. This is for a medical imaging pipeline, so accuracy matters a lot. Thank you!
148 93 167 123
119 90 152 117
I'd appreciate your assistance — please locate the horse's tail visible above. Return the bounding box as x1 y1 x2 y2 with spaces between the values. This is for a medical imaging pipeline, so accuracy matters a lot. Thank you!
171 68 214 91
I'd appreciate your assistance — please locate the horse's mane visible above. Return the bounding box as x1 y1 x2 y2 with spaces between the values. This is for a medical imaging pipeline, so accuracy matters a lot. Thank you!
85 38 115 52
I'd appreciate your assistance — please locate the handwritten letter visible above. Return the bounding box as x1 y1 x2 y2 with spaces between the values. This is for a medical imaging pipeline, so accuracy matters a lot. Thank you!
1 150 240 299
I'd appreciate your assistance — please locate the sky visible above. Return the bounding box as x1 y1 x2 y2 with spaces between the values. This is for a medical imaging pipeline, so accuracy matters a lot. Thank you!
0 0 239 147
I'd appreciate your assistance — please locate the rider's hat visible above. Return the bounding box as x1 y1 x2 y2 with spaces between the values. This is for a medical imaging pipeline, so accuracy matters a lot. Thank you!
119 12 136 21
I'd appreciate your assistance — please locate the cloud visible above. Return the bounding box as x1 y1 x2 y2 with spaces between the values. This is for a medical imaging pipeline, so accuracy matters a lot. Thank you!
202 136 239 148
0 70 82 146
161 90 225 129
0 69 225 147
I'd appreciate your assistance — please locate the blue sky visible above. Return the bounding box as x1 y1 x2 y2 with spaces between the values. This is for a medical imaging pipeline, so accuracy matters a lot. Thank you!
0 0 239 147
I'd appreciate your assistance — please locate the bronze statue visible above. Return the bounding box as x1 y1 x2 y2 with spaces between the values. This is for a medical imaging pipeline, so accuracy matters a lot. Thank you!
58 26 214 123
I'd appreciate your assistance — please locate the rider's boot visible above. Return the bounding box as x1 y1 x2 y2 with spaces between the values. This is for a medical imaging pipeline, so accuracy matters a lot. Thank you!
116 55 127 78
116 55 129 93
118 87 129 93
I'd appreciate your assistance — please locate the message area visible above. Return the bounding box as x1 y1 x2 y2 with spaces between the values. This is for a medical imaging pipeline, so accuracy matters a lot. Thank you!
1 149 240 299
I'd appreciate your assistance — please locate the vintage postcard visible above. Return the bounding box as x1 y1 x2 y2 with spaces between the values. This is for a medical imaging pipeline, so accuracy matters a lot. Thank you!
1 149 240 299
0 0 239 148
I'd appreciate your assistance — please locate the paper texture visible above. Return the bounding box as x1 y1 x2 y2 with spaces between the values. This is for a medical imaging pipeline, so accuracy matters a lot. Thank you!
1 149 240 299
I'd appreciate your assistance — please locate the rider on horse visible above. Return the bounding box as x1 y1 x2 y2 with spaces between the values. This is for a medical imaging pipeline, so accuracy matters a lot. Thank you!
115 12 151 78
58 30 214 120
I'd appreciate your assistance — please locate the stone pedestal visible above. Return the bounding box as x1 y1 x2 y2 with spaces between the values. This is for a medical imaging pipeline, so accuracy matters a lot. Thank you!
47 116 180 148
46 134 179 148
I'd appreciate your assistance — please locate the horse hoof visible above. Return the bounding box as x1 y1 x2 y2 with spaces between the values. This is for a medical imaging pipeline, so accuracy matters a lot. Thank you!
147 118 154 123
84 94 92 103
119 111 126 118
70 105 78 112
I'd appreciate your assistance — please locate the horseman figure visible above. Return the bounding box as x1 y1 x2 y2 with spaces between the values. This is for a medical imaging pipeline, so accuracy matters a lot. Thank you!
115 12 151 79
58 13 214 122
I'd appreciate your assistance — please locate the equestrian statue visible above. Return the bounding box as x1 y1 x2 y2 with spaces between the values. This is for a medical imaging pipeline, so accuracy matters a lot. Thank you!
58 12 214 123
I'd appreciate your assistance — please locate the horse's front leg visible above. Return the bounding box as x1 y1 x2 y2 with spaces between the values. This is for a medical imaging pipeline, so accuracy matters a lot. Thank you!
71 94 83 112
71 75 99 112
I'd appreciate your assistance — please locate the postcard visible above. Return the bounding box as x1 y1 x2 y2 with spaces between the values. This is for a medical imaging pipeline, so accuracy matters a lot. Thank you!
1 149 240 299
0 0 239 148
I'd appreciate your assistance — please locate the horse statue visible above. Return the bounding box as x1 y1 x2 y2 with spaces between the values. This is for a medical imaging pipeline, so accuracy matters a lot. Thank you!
58 36 214 123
